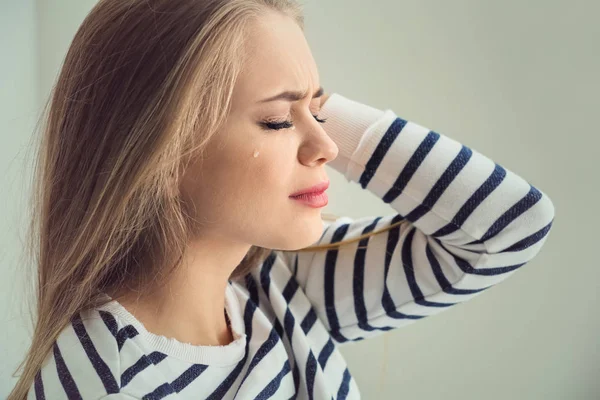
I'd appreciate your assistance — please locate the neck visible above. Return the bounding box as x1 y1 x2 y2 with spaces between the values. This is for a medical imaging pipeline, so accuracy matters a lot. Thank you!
112 237 250 346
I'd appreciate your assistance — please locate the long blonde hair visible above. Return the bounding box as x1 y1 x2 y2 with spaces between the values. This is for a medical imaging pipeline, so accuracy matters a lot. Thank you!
9 0 399 398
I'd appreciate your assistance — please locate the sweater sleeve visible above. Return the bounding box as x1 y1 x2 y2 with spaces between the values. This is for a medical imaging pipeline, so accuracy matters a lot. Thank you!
26 311 140 400
281 93 555 344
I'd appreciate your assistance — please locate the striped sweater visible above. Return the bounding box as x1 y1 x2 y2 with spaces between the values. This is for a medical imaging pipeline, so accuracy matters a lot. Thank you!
28 93 555 399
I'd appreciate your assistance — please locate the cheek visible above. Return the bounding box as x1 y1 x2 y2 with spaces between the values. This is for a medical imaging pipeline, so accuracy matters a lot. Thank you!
182 140 323 249
237 153 302 235
182 122 300 225
244 149 294 199
200 145 295 211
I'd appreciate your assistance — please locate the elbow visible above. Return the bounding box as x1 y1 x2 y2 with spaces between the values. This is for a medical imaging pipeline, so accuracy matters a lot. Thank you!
538 192 556 228
500 191 556 260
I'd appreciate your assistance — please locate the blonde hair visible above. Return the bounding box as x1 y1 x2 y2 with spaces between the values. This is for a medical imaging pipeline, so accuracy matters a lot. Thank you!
9 0 398 397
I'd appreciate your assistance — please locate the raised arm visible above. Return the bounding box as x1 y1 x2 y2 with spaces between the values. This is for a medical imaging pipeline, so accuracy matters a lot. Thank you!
280 93 555 343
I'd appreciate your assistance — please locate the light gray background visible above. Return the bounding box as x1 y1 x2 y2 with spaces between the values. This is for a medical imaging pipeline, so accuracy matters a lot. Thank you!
1 0 597 398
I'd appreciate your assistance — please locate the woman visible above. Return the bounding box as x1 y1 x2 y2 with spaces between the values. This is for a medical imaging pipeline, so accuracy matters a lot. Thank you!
9 0 555 399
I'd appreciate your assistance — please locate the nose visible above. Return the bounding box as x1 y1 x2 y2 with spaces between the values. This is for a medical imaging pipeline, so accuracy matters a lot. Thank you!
297 123 339 167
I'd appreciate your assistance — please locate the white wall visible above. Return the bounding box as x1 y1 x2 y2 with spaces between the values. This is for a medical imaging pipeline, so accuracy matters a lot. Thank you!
0 0 39 397
1 0 598 398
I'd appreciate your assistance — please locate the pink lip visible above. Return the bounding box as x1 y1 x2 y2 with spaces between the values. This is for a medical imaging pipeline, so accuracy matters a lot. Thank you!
289 181 329 208
290 191 329 208
289 181 330 197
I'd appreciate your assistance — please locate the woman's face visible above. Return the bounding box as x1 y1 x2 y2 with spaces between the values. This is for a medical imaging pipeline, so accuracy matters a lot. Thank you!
180 12 338 251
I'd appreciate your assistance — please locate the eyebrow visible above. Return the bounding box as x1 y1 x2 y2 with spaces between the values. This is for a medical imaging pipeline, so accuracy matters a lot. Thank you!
258 86 324 103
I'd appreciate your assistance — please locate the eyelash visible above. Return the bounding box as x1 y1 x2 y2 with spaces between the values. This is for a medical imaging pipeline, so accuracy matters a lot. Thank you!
261 114 328 131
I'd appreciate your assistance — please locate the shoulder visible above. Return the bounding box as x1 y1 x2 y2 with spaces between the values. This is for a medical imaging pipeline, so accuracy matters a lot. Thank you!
28 308 142 400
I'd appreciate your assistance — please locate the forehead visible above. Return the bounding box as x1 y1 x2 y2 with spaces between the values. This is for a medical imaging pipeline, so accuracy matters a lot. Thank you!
231 13 320 108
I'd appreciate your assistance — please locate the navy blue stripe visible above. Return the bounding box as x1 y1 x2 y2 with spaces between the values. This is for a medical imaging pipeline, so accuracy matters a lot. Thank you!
255 359 291 399
291 352 300 399
99 310 118 338
300 308 317 334
277 305 302 400
282 275 299 303
480 185 542 242
437 238 527 275
433 164 506 237
234 271 297 397
328 330 368 343
245 273 260 305
317 338 335 369
354 218 390 332
224 276 260 399
34 369 45 400
272 317 285 341
120 356 151 388
457 256 526 275
259 251 278 300
143 364 209 399
305 351 318 400
425 243 489 296
216 348 252 398
324 224 351 342
237 328 280 390
465 238 485 246
293 255 299 277
358 117 407 188
121 351 167 387
326 214 424 343
383 214 402 282
71 314 119 394
381 215 424 320
405 146 472 223
142 383 173 400
171 364 209 392
282 307 301 395
148 351 168 363
117 325 139 351
283 308 295 339
53 343 82 400
383 131 441 203
502 220 553 252
336 368 352 400
402 230 455 308
210 341 251 398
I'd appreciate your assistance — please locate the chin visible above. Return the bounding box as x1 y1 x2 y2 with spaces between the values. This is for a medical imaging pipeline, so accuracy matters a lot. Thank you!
283 219 325 251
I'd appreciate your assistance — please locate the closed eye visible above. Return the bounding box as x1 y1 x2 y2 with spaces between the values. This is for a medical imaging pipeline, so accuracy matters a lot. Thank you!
260 114 328 131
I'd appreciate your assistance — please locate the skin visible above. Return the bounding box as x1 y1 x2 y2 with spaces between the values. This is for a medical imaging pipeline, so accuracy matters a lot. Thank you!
117 11 338 346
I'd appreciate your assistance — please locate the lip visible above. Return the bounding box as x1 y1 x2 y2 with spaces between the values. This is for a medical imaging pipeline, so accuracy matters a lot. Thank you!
289 180 330 197
290 191 328 208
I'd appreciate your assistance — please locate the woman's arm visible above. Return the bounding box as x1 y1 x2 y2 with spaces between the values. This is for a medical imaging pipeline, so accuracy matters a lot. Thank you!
281 92 555 343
